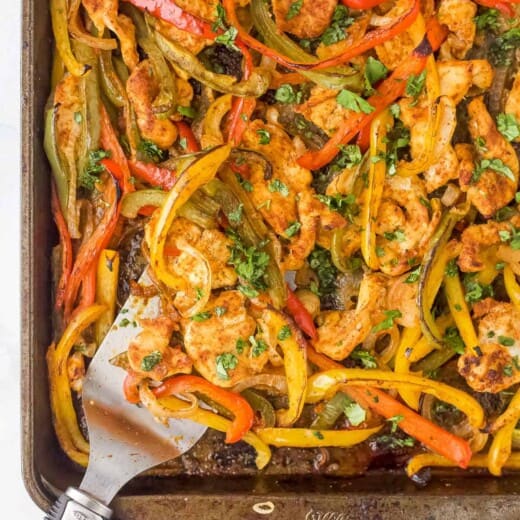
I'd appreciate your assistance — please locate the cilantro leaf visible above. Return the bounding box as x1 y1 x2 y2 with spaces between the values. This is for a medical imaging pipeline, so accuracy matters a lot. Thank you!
140 351 162 372
444 326 465 354
320 5 354 46
497 113 520 142
405 71 427 100
277 325 292 341
80 149 111 190
308 246 338 295
364 56 388 93
372 310 402 333
216 353 238 380
285 221 301 237
336 89 374 114
350 347 377 368
228 203 244 224
472 158 515 183
462 274 494 303
138 139 167 164
192 311 212 322
274 84 302 104
268 178 289 196
316 193 359 223
286 0 303 20
475 8 499 32
404 266 421 284
215 26 239 51
257 128 271 144
387 414 404 433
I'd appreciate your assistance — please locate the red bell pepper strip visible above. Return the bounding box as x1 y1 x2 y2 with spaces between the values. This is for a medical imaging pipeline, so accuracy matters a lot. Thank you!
356 124 371 153
78 263 97 311
123 0 216 39
285 285 318 340
154 375 254 443
129 160 176 190
297 21 447 170
222 0 419 71
475 0 516 16
341 0 387 8
175 121 201 153
51 181 72 311
306 347 472 469
100 105 134 195
227 42 256 146
63 171 121 320
123 371 142 404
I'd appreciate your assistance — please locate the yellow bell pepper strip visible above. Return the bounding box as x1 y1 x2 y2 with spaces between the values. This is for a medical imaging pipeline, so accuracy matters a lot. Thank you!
153 31 271 98
154 375 254 443
418 210 460 347
94 250 120 345
487 388 520 475
250 0 363 91
263 310 307 427
148 145 231 291
306 369 485 430
159 395 271 469
201 94 233 149
46 304 106 466
361 109 393 269
307 347 473 467
394 325 422 410
443 271 480 357
406 452 520 478
121 190 167 218
50 0 90 77
504 265 520 310
256 426 382 448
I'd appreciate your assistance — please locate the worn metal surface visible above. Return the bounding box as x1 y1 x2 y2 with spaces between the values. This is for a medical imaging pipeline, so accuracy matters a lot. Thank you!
20 0 520 518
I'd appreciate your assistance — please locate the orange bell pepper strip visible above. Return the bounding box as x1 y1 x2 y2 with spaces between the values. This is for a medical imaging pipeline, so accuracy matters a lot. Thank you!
129 160 176 190
154 375 254 443
285 286 318 340
123 0 216 39
175 121 201 153
100 105 134 195
306 347 472 469
297 21 448 170
227 42 256 146
63 171 121 320
223 0 419 72
51 181 72 311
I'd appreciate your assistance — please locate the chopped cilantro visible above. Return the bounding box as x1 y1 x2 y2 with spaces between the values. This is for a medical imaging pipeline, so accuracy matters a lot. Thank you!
444 326 465 354
499 225 520 250
228 203 244 224
257 128 271 144
405 71 427 101
350 347 377 368
404 266 421 284
462 274 494 303
277 325 292 341
286 0 303 20
216 353 238 380
384 229 406 242
140 351 162 372
236 174 253 192
336 89 374 114
372 310 402 333
489 29 520 67
249 335 268 357
212 4 228 32
192 311 212 322
316 193 359 223
387 414 404 433
504 364 514 377
80 149 111 190
472 158 515 183
195 287 204 301
445 259 459 277
177 105 196 118
268 178 289 196
138 139 167 164
308 246 338 295
320 5 354 46
495 206 515 222
364 56 388 93
313 430 325 440
236 338 248 354
497 113 520 142
275 84 302 104
498 336 515 347
214 306 227 317
475 8 499 32
285 221 301 237
215 26 239 51
475 136 488 153
373 435 415 449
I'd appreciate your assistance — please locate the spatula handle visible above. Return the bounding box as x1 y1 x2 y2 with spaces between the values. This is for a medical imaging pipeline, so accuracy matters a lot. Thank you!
45 487 113 520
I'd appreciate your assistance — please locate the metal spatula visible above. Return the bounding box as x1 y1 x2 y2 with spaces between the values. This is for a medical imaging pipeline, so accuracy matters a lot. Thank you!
45 270 207 520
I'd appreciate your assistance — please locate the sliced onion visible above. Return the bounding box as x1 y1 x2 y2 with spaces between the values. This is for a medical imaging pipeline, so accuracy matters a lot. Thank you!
441 183 461 207
139 383 198 425
232 374 288 395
